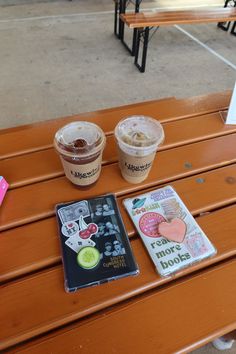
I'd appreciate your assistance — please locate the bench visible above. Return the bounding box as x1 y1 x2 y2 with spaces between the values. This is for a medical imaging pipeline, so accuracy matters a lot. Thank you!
218 0 236 33
120 7 236 72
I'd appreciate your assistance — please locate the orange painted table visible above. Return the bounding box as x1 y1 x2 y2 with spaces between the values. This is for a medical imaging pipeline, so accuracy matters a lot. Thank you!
1 91 236 354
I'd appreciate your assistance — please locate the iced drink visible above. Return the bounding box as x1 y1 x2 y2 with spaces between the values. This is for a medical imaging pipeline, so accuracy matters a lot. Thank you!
54 122 106 187
115 116 164 184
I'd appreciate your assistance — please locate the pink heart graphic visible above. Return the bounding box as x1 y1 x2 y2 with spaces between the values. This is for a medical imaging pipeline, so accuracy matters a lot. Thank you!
158 218 187 243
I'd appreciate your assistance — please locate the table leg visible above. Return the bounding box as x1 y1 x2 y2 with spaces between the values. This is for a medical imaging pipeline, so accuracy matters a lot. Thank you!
231 21 236 35
114 0 119 37
217 0 236 31
119 0 126 40
134 27 150 73
120 0 143 56
130 0 141 55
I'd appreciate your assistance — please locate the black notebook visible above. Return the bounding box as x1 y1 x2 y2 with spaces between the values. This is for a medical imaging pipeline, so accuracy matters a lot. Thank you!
56 194 139 292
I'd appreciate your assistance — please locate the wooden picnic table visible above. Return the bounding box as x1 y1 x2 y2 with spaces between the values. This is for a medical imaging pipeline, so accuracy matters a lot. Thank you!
114 1 236 71
1 91 236 353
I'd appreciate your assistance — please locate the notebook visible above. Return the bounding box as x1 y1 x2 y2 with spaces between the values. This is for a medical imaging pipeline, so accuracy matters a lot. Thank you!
123 185 216 277
56 194 139 292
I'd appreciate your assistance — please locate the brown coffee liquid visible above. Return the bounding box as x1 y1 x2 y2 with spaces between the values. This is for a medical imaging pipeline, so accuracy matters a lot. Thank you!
58 138 100 165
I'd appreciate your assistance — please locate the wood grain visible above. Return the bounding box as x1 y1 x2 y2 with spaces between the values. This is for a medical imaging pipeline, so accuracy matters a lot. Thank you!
1 92 235 353
0 134 236 281
10 259 236 354
2 112 236 190
1 153 236 232
0 92 231 160
121 8 236 28
2 242 236 352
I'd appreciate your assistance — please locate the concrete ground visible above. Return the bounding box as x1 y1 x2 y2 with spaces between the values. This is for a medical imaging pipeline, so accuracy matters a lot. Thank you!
0 0 235 129
0 1 236 353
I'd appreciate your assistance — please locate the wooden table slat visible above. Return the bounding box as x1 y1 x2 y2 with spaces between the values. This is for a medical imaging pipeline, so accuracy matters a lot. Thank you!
0 92 231 160
1 150 236 232
2 112 236 190
1 211 236 351
1 152 236 282
10 259 236 354
1 92 236 353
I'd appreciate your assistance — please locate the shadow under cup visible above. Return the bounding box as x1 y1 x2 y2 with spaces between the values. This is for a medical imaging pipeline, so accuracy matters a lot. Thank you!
54 122 106 187
115 116 165 184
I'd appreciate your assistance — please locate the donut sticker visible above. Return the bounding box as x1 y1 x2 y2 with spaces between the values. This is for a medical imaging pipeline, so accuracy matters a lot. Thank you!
139 212 166 238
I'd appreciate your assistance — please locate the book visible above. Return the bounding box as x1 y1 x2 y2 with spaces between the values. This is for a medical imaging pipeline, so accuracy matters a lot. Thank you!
123 185 216 277
56 194 139 292
0 176 8 205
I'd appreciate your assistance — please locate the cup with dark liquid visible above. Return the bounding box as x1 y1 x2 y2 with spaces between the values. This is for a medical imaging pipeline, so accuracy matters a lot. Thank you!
54 122 106 187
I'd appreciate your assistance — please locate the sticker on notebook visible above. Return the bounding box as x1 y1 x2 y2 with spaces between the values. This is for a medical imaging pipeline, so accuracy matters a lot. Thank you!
65 234 96 253
185 233 209 257
132 198 146 209
58 200 90 224
139 212 166 237
61 221 79 237
77 246 101 270
158 218 187 243
78 215 98 239
160 198 187 220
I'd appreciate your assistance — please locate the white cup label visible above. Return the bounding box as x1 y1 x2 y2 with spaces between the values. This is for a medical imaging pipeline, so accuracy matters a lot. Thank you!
61 154 102 186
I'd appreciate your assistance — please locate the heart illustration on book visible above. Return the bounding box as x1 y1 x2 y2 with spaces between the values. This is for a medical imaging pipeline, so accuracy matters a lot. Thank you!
158 218 187 243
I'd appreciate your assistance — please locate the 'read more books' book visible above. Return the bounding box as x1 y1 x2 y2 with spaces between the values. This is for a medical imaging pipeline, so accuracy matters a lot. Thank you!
56 194 139 292
123 186 216 277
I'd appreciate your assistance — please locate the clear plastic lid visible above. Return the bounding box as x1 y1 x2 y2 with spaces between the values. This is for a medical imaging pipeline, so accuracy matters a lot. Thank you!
114 116 164 155
54 121 106 158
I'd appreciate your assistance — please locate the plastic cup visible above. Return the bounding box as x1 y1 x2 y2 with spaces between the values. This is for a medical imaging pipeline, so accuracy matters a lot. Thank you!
114 116 164 184
54 122 106 187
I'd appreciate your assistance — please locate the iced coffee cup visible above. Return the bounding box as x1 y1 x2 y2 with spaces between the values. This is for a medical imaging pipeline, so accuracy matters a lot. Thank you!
114 116 164 184
54 122 106 187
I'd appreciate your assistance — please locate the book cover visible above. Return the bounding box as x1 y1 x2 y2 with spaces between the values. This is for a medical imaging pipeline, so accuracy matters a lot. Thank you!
56 194 139 292
123 185 216 277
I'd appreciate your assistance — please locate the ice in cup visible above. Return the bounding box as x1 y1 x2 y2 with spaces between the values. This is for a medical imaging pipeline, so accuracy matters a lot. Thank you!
54 122 106 187
114 116 164 184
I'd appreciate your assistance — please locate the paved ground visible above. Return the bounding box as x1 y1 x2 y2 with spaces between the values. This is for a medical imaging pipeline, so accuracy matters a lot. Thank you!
0 0 235 129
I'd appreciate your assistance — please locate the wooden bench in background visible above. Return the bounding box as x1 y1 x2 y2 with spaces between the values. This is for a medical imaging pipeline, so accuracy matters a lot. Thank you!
120 7 236 72
217 0 236 34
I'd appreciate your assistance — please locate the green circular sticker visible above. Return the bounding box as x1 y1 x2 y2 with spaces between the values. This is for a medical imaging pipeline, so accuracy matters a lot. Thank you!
77 246 100 269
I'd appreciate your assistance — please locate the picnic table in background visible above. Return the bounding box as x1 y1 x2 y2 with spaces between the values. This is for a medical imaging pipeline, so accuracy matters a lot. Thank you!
218 0 236 34
1 91 236 353
114 1 236 71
